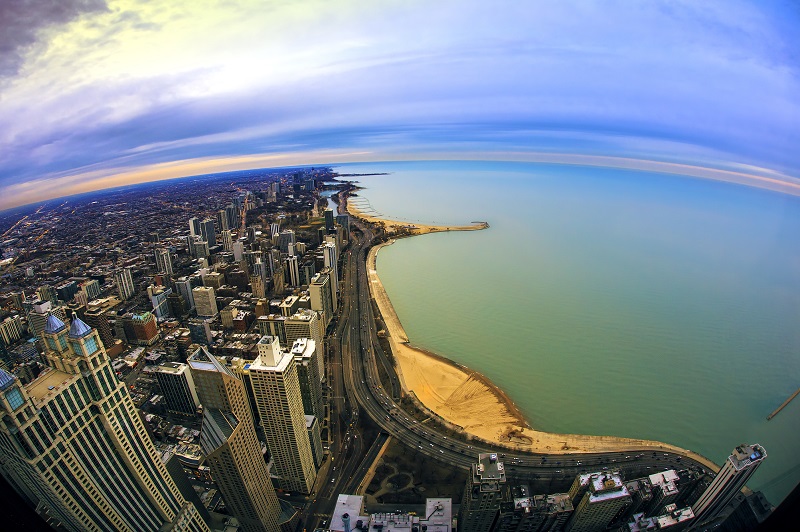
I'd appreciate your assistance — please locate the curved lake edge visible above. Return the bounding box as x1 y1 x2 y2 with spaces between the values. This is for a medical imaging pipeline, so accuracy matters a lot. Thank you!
346 195 719 470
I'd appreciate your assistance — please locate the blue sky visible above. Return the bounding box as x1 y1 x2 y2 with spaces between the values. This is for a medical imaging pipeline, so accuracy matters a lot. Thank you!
0 0 798 209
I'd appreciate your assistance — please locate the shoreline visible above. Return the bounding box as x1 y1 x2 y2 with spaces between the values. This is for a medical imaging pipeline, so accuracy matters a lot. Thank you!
348 198 718 467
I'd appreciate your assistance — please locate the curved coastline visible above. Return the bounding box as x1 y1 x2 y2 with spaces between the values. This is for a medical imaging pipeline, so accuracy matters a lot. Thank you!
347 198 718 469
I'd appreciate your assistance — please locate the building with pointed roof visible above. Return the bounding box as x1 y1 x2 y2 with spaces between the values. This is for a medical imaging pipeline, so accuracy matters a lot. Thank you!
0 319 209 531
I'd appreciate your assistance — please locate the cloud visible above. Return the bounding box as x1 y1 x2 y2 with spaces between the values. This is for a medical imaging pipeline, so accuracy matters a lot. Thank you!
0 0 108 77
0 0 798 208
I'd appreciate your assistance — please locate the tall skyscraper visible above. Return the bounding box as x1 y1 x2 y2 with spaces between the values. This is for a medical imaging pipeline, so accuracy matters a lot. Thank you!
324 208 335 233
200 218 216 246
459 453 506 532
692 444 766 526
0 316 209 531
155 248 174 274
188 217 201 238
155 362 200 417
187 346 281 532
309 271 337 326
192 286 218 318
291 338 323 421
285 309 325 378
113 267 135 300
26 300 67 339
248 336 318 494
285 255 300 287
175 277 196 311
323 242 338 291
221 229 233 251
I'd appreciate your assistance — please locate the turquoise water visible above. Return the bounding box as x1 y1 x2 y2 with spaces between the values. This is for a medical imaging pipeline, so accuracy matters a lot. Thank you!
337 160 800 505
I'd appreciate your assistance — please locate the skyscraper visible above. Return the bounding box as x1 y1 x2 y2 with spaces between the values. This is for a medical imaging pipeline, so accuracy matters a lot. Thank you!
248 335 318 494
113 266 135 300
285 309 325 378
324 208 335 233
155 247 174 274
187 346 281 532
155 362 200 417
200 218 216 246
0 316 208 531
309 271 336 326
192 286 218 318
459 453 507 532
188 217 201 238
323 242 338 292
692 444 766 526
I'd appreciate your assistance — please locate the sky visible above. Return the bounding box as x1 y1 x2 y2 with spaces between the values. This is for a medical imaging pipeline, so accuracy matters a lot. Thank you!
0 0 798 209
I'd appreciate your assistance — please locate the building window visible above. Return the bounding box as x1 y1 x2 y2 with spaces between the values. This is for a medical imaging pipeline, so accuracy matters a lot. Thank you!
5 388 24 410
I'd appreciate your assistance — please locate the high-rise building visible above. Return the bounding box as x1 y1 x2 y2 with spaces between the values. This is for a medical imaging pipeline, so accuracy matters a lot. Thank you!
187 346 282 532
285 256 300 287
113 267 135 300
646 470 680 517
200 218 216 246
460 453 506 532
26 300 67 340
175 277 196 311
565 472 631 532
323 242 338 291
305 415 323 468
291 338 323 421
192 286 218 318
221 229 233 251
217 210 229 232
285 309 324 379
324 208 335 233
148 285 173 319
256 314 286 346
188 217 201 238
691 444 766 526
120 312 160 346
309 271 336 326
155 362 200 417
248 336 317 494
0 315 23 346
277 230 295 253
0 316 209 531
82 308 114 349
80 279 101 301
155 248 174 275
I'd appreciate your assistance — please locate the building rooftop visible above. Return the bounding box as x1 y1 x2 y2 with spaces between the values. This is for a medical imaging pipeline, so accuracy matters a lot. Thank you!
26 368 77 402
69 317 92 338
730 444 767 471
44 313 66 334
155 362 188 374
329 494 368 532
473 453 506 492
655 505 694 528
422 498 452 532
588 473 629 504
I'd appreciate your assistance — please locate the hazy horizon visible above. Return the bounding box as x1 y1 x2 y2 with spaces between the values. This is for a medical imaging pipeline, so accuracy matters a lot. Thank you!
1 0 798 209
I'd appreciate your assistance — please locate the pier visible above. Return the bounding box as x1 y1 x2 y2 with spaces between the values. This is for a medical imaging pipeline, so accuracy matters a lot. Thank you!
767 386 800 420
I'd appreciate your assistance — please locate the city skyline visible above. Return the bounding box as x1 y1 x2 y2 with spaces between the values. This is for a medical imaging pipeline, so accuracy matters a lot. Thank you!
1 0 799 209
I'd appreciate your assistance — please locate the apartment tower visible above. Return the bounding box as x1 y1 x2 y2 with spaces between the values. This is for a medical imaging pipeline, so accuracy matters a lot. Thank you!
248 335 318 494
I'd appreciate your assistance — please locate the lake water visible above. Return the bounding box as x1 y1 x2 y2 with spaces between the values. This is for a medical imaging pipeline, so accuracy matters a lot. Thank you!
335 160 800 505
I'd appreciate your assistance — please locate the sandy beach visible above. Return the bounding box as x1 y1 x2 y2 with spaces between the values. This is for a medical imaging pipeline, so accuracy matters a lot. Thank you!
347 198 718 468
